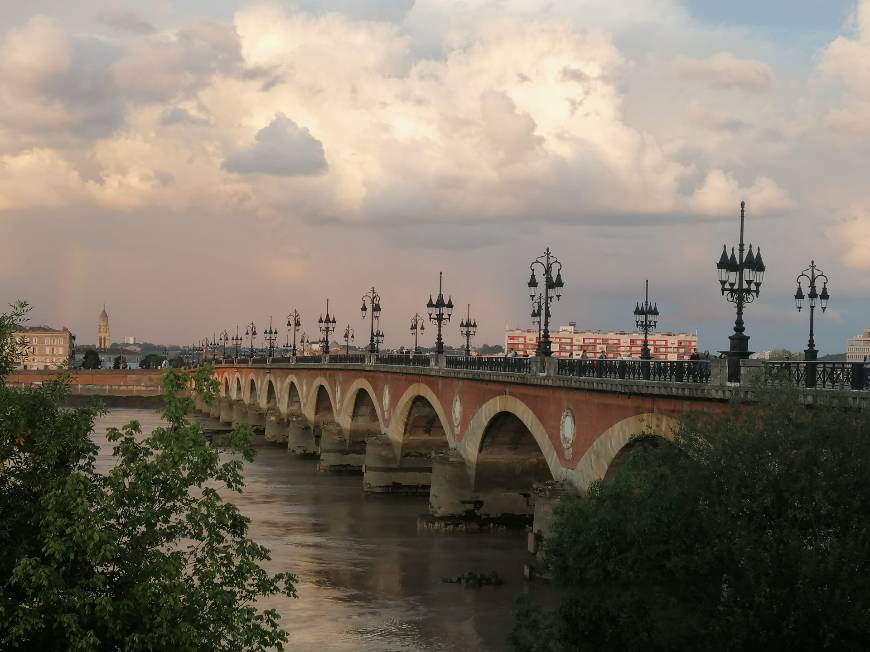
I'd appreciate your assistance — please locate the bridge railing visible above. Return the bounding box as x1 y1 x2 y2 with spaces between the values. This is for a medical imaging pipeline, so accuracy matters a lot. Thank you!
295 355 323 364
374 353 432 367
445 355 532 374
763 361 870 390
557 358 711 384
329 354 366 364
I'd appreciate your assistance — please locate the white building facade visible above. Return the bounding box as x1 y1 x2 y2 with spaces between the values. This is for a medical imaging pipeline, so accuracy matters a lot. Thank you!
846 329 870 362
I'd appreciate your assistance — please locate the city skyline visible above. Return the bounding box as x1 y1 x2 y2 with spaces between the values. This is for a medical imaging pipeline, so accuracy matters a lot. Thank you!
2 1 870 355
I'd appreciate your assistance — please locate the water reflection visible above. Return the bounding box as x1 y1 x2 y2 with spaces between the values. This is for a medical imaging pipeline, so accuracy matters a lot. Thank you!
93 410 541 651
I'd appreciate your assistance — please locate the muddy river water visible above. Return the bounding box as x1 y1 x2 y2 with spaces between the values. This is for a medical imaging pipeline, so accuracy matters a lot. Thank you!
93 409 543 651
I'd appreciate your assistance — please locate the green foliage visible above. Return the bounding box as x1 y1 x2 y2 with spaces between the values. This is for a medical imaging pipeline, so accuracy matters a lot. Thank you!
0 301 30 376
111 354 128 370
139 353 166 369
513 389 870 651
81 349 101 369
478 343 505 355
0 308 296 650
170 355 186 369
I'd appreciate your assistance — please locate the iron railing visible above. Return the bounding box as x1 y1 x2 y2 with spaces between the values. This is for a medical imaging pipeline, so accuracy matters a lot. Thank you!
375 354 432 367
295 355 322 364
329 354 366 364
445 355 532 374
557 358 711 384
764 361 870 390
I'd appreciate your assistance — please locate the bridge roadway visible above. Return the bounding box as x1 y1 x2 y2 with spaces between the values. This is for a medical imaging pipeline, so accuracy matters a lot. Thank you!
195 355 868 540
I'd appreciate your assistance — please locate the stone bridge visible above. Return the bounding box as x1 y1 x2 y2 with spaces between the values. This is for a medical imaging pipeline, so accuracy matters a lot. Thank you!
198 357 741 532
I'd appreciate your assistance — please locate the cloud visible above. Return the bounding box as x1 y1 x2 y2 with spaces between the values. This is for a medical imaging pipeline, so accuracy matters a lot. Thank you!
675 51 772 92
223 113 328 176
835 214 870 270
97 8 155 34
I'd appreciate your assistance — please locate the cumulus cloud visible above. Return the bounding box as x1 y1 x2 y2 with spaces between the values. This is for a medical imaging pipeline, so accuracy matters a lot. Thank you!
223 113 328 176
835 214 870 270
675 52 772 93
97 8 155 34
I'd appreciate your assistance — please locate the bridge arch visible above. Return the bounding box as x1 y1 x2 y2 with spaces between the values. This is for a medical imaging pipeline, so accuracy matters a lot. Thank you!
279 376 303 416
232 374 243 401
263 377 278 411
569 413 680 491
304 377 337 423
338 379 384 432
461 395 561 482
244 375 258 405
222 377 230 397
387 384 453 447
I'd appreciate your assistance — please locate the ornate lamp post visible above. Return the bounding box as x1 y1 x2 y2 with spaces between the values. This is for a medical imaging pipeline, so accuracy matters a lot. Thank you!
343 324 355 354
286 309 302 356
459 304 477 356
794 260 830 362
633 280 659 361
209 333 219 361
231 325 242 359
409 313 425 354
318 299 337 355
426 272 454 355
360 287 383 353
528 248 564 357
716 201 765 382
219 330 229 359
69 333 77 368
263 316 278 358
245 321 257 358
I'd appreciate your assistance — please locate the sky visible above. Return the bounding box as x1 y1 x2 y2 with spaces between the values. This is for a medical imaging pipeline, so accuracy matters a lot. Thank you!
1 0 869 354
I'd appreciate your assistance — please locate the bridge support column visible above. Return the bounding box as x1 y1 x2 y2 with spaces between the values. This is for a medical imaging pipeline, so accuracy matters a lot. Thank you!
231 401 248 427
208 399 221 419
245 406 265 431
219 398 234 424
287 415 318 456
427 451 537 527
319 424 366 473
529 482 571 554
264 412 288 444
363 436 434 494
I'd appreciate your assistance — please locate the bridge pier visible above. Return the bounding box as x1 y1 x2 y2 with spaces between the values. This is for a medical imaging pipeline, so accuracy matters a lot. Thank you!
219 397 234 424
264 411 288 444
287 415 318 456
319 424 366 472
231 401 248 427
208 398 221 419
363 436 434 494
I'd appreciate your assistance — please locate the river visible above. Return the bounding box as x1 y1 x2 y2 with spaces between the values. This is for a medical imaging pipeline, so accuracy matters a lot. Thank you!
93 409 541 651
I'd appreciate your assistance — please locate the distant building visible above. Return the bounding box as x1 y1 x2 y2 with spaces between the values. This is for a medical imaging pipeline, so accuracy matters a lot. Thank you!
13 326 73 370
123 336 136 345
846 329 870 362
97 305 110 351
505 323 698 360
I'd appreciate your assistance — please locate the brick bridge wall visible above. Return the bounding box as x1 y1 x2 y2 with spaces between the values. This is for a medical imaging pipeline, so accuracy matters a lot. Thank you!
212 363 731 490
6 369 165 396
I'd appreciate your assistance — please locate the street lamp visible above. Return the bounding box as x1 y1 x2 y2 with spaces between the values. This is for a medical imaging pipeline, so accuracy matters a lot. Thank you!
318 299 337 355
231 325 242 359
209 333 219 360
219 330 229 359
343 324 355 354
528 247 564 357
360 287 383 353
264 316 278 358
245 321 257 358
715 201 765 382
409 313 425 354
286 309 302 356
426 272 454 355
459 304 477 356
794 260 830 362
633 280 659 361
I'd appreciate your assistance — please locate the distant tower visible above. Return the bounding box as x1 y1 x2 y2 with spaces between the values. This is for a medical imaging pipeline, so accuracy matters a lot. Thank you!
97 304 110 351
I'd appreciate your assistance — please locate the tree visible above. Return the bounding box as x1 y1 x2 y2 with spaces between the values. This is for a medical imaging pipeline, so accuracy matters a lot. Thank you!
0 303 296 650
111 354 127 369
512 388 870 651
170 355 186 369
81 349 101 369
478 343 505 355
139 353 166 369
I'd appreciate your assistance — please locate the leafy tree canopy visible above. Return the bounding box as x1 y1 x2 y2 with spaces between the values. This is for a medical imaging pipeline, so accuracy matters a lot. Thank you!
139 353 166 369
0 302 296 651
81 349 101 369
512 389 870 651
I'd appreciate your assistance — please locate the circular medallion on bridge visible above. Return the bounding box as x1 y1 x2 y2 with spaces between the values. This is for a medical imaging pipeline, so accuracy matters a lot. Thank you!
560 409 576 453
452 395 462 433
382 385 391 418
